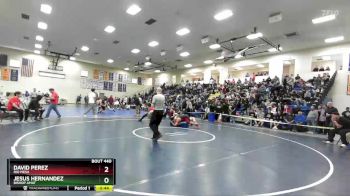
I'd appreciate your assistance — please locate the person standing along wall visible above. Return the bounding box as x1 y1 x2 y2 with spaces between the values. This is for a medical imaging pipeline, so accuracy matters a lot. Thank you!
45 88 61 118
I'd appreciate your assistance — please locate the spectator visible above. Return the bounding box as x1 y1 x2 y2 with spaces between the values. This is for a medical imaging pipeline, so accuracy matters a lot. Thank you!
76 94 82 104
27 95 45 120
324 112 350 148
134 95 141 117
107 95 115 112
31 88 38 98
84 96 88 105
280 113 294 131
325 102 338 127
84 88 98 117
307 106 319 133
342 107 350 119
318 105 327 134
7 91 27 122
294 111 307 132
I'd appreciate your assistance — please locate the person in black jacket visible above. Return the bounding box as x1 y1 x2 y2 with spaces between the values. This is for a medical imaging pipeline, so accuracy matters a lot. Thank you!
27 95 45 120
324 112 350 147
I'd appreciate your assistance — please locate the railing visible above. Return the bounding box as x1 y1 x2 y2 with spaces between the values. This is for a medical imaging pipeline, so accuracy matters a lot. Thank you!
317 71 337 106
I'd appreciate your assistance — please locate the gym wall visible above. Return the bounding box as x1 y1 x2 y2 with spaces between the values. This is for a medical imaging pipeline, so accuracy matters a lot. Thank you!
0 47 153 103
154 43 350 112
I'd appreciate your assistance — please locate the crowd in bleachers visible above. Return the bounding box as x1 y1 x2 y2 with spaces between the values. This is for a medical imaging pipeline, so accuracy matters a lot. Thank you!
137 72 347 135
313 66 330 72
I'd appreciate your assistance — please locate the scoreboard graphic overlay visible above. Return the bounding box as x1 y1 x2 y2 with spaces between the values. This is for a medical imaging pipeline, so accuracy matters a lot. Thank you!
7 158 115 191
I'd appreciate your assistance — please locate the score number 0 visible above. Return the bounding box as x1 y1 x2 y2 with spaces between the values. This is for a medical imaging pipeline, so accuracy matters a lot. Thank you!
104 166 110 183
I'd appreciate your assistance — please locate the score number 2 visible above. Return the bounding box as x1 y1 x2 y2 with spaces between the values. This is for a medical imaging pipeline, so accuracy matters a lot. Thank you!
104 166 110 184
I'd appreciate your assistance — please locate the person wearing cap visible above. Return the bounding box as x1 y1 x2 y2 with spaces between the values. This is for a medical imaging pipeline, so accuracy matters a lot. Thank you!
324 112 350 148
149 87 165 140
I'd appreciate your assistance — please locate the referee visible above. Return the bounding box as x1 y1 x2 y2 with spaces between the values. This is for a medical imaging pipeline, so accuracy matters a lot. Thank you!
149 87 165 140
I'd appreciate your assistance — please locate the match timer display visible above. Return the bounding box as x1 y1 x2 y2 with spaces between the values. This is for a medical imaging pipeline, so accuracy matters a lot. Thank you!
7 158 115 192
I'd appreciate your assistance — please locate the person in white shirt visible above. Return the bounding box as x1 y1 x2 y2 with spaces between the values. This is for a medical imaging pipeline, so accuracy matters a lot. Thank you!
31 88 38 98
149 87 165 140
83 88 98 117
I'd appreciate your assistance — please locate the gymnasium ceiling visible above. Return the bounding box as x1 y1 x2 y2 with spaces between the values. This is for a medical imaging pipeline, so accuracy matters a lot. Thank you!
0 0 349 73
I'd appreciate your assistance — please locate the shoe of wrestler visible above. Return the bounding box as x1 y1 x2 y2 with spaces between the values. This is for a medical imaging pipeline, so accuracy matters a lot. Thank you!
152 133 162 140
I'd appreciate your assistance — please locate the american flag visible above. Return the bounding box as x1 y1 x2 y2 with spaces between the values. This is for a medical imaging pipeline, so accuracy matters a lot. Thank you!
21 58 34 77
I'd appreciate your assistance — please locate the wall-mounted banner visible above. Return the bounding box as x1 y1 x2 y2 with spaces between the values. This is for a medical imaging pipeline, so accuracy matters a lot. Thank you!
1 68 10 80
93 69 99 80
10 69 19 81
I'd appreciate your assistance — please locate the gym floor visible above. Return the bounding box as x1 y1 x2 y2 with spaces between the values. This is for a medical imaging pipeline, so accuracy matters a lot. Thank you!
0 105 349 196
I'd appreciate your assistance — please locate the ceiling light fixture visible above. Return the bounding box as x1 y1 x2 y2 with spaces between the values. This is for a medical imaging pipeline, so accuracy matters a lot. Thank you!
184 64 193 68
204 60 213 64
126 4 142 15
256 64 265 68
247 32 263 40
180 51 190 57
214 9 233 21
124 68 130 71
35 35 44 42
235 54 243 59
209 44 221 50
235 66 243 70
216 56 224 60
284 61 292 65
145 62 152 66
40 4 52 14
34 50 40 54
176 45 184 52
312 14 336 24
176 28 190 36
154 70 161 73
81 46 89 52
34 44 42 49
160 50 167 56
268 48 278 52
37 22 47 30
107 59 114 63
104 25 115 33
322 56 331 61
69 56 76 61
148 41 159 47
131 48 140 54
325 36 344 43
